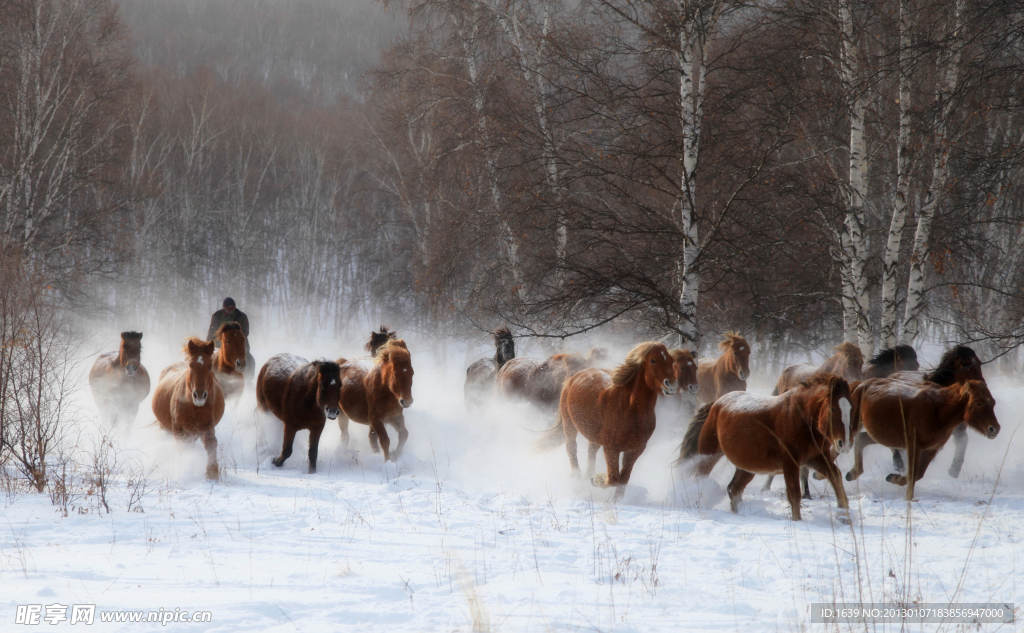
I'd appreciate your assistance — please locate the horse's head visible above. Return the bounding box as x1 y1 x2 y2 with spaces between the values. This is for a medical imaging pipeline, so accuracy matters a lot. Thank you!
494 327 515 365
930 345 983 384
612 342 675 396
961 380 999 439
184 338 216 407
721 332 750 381
811 374 853 454
313 361 341 420
670 348 699 395
834 342 864 381
216 322 247 372
366 325 397 356
378 339 414 408
119 331 143 375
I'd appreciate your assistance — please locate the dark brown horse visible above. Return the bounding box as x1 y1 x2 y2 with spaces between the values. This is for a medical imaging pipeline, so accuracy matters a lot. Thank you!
558 342 677 499
696 332 751 404
89 331 151 428
152 338 225 480
212 322 247 401
336 339 415 461
765 341 863 497
845 378 999 500
862 344 919 378
497 349 604 412
670 348 700 396
887 345 984 477
366 325 398 356
464 327 516 408
256 354 341 473
680 374 853 521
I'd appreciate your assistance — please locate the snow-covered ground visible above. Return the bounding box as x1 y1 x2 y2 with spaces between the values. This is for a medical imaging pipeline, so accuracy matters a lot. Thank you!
1 332 1021 632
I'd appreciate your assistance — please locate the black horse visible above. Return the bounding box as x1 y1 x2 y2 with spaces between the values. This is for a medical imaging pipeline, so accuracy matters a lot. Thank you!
464 327 516 409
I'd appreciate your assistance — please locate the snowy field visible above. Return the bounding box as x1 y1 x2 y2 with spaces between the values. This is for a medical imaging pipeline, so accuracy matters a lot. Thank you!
1 330 1021 632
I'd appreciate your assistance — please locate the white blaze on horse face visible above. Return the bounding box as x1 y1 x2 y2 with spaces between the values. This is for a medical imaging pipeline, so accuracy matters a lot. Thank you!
838 396 852 451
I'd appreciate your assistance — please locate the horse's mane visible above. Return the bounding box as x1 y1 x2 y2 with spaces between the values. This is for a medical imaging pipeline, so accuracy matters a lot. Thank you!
611 341 662 386
374 338 409 362
833 341 862 362
183 337 213 358
925 345 980 385
121 331 142 341
365 325 398 353
493 327 512 342
867 344 916 367
312 360 341 378
719 331 746 351
215 321 242 337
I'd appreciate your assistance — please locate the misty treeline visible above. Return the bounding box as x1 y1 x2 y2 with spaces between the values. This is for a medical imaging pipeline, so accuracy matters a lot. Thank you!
1 0 1023 366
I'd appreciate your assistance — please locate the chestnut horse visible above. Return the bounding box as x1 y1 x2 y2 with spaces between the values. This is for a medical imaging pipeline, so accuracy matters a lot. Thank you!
765 341 863 497
671 349 700 396
696 332 751 404
212 322 247 401
844 378 999 500
256 354 341 473
680 374 853 521
89 331 150 428
558 342 677 498
497 349 604 412
152 338 225 480
336 339 414 461
464 327 516 408
366 325 398 356
887 345 984 477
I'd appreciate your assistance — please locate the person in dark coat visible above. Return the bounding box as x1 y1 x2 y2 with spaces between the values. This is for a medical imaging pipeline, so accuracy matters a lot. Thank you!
207 297 250 347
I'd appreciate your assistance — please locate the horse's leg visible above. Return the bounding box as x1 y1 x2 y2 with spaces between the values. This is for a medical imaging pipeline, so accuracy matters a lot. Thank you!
947 423 968 478
807 455 850 520
614 448 645 500
726 468 755 514
845 432 875 481
594 448 621 488
337 416 350 448
894 447 937 501
370 418 391 461
563 421 580 475
762 474 774 492
202 429 219 480
585 442 599 479
389 416 409 459
272 426 296 467
800 466 812 500
891 449 905 473
695 453 723 478
781 461 802 520
307 424 323 474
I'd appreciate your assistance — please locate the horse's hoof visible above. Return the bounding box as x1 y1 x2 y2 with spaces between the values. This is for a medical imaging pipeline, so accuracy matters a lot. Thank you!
308 465 317 474
885 473 907 486
802 492 813 500
590 473 610 488
845 471 855 481
812 472 826 481
205 465 220 480
948 465 962 479
271 457 284 467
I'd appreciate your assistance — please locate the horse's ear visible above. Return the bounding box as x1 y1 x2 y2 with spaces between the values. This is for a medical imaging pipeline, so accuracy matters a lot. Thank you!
202 340 215 356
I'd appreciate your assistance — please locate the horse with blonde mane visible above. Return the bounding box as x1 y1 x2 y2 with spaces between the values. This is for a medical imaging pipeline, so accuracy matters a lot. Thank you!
696 332 750 404
336 339 415 461
212 322 247 401
557 342 676 499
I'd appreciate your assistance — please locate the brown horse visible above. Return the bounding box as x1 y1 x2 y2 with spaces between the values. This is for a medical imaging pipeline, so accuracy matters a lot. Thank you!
696 332 751 404
212 322 247 401
862 344 919 378
671 348 700 396
886 345 984 477
89 331 151 428
464 327 516 408
366 325 398 356
558 342 676 498
765 341 863 497
680 374 853 521
152 338 225 480
845 377 999 500
256 354 341 473
497 349 603 412
335 339 415 461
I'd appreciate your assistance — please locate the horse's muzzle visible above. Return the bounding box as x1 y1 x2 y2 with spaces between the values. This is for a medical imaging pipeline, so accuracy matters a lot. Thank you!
324 406 340 420
737 370 749 381
661 379 677 396
399 397 413 408
125 365 138 376
234 359 244 371
192 390 208 407
687 383 699 394
986 424 999 439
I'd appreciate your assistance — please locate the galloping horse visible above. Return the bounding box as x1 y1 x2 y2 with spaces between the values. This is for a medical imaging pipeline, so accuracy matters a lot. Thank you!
212 322 247 401
464 327 516 408
152 338 225 480
670 349 700 396
558 342 676 498
89 331 150 428
680 374 853 521
765 341 863 497
257 355 340 473
366 325 398 356
696 332 750 404
497 351 597 412
336 339 415 461
887 345 984 477
845 378 999 500
862 345 919 377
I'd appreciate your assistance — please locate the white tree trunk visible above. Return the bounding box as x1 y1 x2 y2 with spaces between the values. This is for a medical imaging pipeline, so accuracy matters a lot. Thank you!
879 0 913 347
838 0 872 354
902 0 965 344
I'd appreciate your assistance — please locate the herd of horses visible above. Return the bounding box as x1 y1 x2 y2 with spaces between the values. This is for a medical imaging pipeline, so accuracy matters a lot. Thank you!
88 323 1002 521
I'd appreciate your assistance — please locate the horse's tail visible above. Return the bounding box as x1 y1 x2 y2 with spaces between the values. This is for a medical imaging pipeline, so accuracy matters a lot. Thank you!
534 420 566 451
676 403 713 464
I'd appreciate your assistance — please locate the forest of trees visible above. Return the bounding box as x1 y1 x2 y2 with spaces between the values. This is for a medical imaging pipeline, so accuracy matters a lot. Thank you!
2 0 1023 365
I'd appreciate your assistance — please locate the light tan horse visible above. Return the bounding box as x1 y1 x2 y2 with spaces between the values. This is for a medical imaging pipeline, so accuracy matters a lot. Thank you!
696 332 750 404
